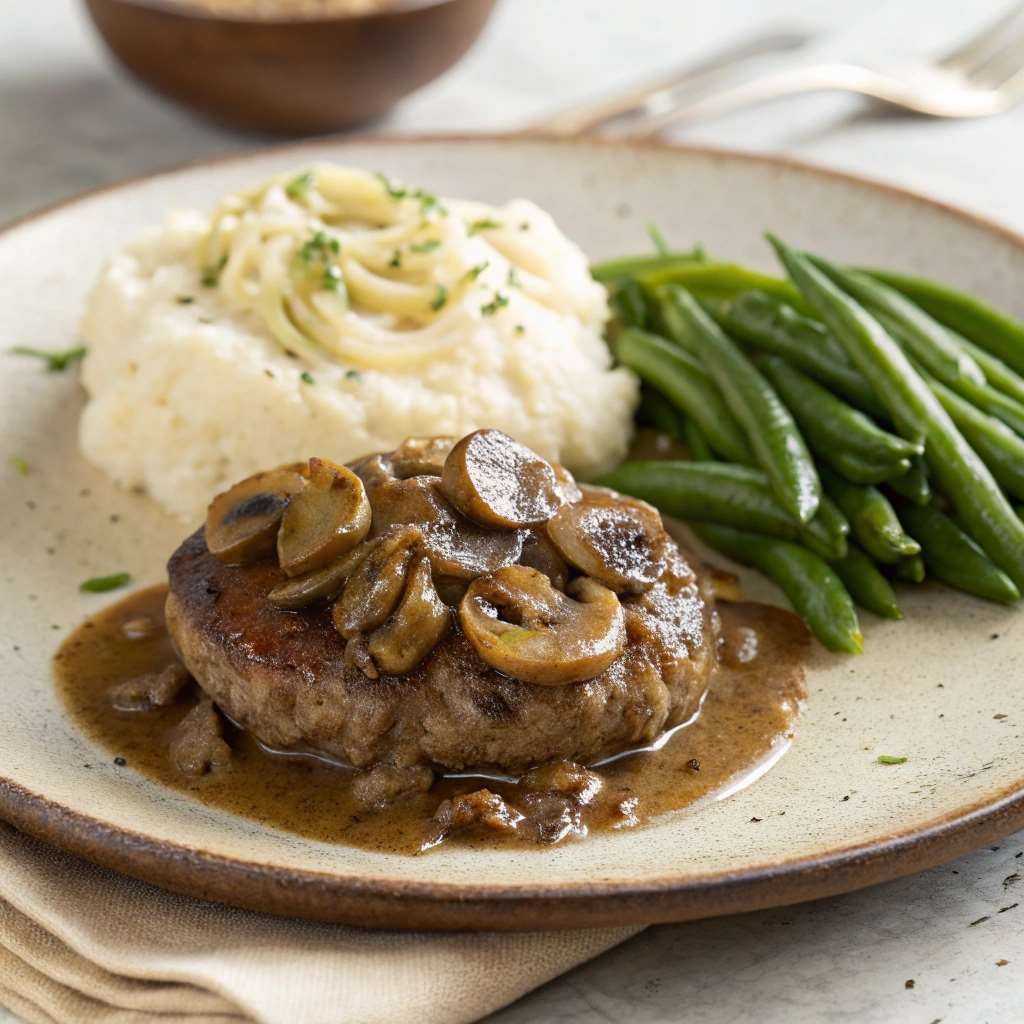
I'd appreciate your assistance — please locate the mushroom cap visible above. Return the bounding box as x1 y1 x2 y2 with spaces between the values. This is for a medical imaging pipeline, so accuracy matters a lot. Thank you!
459 565 626 686
440 428 564 529
205 465 307 564
277 457 371 577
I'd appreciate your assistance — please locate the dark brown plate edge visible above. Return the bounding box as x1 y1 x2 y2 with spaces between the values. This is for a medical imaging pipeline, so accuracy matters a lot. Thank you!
2 134 1024 930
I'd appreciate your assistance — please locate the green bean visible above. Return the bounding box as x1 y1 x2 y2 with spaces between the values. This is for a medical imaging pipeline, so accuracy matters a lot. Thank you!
928 378 1024 501
609 278 649 329
693 523 863 653
769 237 1024 590
955 378 1024 438
810 496 852 561
655 287 702 358
833 452 913 486
830 544 902 620
959 338 1024 406
711 291 885 415
864 268 1024 376
899 503 1021 604
758 356 921 469
614 328 753 464
659 287 821 523
886 455 931 505
683 419 714 461
637 388 685 439
637 262 805 307
594 461 846 560
591 249 706 283
808 262 986 388
821 467 919 564
894 554 926 584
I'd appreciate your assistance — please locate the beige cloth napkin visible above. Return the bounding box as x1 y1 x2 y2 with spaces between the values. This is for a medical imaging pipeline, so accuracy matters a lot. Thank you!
0 824 638 1024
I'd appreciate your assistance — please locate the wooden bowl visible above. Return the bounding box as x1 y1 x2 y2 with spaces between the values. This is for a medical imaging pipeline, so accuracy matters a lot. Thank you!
82 0 498 135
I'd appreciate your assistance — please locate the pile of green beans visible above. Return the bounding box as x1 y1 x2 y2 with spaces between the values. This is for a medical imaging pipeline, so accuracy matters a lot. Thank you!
594 235 1024 652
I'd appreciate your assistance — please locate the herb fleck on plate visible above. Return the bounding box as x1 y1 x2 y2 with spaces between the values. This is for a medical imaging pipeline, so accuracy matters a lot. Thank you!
9 345 87 372
877 754 908 765
80 573 132 594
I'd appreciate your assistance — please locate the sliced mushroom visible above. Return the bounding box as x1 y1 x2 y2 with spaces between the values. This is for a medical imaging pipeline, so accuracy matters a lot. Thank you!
390 436 456 479
367 554 451 675
459 565 625 685
440 429 563 528
546 493 669 593
349 452 394 497
518 528 570 590
277 457 371 577
332 526 422 638
372 475 523 580
205 465 306 563
268 539 373 610
552 463 583 505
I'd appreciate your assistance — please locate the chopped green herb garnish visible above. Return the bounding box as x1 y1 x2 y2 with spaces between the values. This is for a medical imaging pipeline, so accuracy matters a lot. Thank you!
176 295 195 305
321 264 344 292
877 754 908 765
465 261 489 281
285 171 314 199
646 222 670 256
299 230 340 264
480 292 510 316
410 239 441 253
375 172 408 200
413 189 446 217
514 324 526 335
507 266 520 288
469 218 503 235
300 370 316 385
11 456 28 476
201 254 227 287
430 284 448 311
389 249 403 269
80 572 131 593
345 369 362 381
9 345 87 373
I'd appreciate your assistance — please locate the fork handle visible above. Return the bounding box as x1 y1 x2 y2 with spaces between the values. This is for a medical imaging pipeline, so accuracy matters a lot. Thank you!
528 30 811 136
611 62 941 135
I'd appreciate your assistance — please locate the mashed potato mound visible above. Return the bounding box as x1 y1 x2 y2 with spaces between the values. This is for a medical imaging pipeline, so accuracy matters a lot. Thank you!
79 166 638 522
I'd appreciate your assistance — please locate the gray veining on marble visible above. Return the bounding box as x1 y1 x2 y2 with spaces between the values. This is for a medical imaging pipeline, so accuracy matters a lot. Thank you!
2 1 1024 1021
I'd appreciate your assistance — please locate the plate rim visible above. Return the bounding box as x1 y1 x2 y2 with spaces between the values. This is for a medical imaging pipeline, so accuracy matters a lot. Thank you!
3 132 1024 930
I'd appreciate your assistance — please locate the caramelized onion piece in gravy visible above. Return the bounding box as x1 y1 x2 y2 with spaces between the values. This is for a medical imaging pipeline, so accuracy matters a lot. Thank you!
205 465 306 563
389 436 456 479
547 494 669 593
169 698 231 777
459 566 625 685
277 458 371 577
440 429 563 529
372 475 524 579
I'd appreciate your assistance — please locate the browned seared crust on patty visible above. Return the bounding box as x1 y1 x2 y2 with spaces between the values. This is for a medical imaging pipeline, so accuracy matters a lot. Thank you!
166 528 716 774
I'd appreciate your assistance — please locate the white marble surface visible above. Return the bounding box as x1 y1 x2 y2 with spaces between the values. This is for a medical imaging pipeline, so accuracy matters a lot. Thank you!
2 1 1023 1021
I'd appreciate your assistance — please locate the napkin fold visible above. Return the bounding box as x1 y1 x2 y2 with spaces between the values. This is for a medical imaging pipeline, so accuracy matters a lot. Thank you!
0 824 639 1024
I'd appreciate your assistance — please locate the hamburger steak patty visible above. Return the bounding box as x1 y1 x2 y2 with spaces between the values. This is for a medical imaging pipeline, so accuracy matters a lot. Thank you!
165 530 717 774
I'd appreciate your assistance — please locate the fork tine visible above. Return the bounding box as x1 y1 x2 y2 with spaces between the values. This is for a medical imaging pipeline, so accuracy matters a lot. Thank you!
964 27 1024 88
938 0 1024 71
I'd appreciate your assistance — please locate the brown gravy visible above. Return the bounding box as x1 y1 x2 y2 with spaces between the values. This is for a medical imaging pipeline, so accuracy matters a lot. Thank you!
54 585 806 853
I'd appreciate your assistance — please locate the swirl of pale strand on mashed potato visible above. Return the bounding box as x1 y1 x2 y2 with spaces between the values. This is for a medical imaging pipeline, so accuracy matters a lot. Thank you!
78 164 638 521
